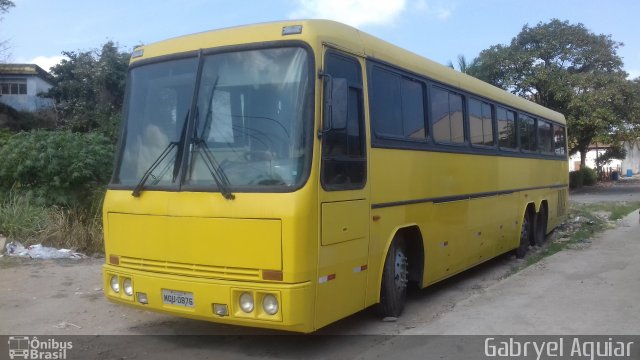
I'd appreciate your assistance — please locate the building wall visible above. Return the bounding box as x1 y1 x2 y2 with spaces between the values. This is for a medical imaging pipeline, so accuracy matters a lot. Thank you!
0 75 54 111
569 142 639 176
30 76 53 96
621 141 640 175
568 149 622 172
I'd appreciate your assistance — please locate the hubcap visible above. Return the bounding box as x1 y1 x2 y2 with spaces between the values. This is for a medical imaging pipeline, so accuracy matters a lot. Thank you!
394 250 408 291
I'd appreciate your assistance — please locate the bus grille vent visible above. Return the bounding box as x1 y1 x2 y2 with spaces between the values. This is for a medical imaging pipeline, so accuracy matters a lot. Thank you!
118 256 261 281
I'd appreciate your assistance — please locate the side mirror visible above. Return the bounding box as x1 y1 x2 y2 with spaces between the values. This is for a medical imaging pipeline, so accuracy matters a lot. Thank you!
323 76 348 132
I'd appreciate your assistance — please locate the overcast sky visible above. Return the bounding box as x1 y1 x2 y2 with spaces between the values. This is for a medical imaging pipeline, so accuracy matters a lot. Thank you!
3 0 640 79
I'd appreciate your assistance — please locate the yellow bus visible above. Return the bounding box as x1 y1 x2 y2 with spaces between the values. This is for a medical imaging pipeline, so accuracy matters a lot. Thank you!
102 20 568 333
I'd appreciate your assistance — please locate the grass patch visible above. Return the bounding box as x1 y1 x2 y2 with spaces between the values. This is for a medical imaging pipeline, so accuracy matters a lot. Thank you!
0 192 50 241
517 201 640 270
0 192 104 255
609 202 640 220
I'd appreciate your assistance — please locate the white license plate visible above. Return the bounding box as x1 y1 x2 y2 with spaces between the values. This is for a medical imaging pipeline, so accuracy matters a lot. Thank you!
162 289 195 308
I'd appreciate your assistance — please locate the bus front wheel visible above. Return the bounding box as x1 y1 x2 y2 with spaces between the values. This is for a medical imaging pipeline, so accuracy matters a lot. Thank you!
378 239 408 317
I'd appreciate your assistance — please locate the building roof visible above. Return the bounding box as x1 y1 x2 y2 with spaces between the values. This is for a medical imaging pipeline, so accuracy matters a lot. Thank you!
0 64 54 84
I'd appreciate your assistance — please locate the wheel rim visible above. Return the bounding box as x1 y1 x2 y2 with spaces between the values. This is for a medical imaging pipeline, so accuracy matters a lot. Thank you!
394 249 409 291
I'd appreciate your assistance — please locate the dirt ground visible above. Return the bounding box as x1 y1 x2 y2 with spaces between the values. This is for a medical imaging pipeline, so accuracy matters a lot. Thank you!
570 176 640 203
0 179 638 358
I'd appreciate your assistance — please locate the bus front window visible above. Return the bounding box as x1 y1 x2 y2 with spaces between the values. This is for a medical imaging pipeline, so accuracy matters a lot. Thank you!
113 47 313 192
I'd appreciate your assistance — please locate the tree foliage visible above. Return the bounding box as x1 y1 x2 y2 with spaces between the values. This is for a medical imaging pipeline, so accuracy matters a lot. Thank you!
467 19 640 166
45 41 130 140
0 0 14 61
446 54 476 74
0 0 14 13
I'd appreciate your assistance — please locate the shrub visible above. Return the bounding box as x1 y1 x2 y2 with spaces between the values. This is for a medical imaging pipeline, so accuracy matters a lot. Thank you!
569 170 583 189
569 167 598 189
581 167 598 186
0 128 11 146
0 130 114 207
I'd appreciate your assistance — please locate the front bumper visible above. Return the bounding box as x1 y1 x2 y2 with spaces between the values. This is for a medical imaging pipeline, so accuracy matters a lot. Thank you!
102 264 314 333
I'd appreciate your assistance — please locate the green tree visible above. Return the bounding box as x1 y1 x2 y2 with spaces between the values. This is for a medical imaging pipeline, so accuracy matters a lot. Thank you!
467 19 639 167
45 41 130 140
0 0 13 12
446 54 476 74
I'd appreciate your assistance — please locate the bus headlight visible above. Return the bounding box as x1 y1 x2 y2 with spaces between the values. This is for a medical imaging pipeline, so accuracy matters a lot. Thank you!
262 294 279 315
123 278 133 296
239 292 254 313
110 275 119 293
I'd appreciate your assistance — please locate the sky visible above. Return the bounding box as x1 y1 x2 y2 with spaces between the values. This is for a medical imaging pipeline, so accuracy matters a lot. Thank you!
2 0 640 79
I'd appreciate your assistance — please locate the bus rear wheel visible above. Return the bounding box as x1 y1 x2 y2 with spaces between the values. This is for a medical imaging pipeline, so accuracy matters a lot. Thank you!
533 206 548 246
377 239 408 317
516 211 532 259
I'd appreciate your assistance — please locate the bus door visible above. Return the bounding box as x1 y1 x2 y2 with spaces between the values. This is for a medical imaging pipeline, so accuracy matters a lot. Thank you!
315 49 370 328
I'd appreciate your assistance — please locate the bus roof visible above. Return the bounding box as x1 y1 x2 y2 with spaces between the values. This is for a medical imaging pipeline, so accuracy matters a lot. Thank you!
132 19 565 125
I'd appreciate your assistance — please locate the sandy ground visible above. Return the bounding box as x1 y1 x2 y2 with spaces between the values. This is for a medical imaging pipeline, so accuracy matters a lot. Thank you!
0 182 638 358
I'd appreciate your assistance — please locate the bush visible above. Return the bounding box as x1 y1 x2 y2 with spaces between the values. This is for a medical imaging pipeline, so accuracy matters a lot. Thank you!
0 130 114 207
569 167 598 189
581 167 598 186
0 103 57 132
570 170 583 189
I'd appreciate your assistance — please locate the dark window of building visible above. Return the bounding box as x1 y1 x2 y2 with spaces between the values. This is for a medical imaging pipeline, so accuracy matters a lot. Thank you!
0 79 27 95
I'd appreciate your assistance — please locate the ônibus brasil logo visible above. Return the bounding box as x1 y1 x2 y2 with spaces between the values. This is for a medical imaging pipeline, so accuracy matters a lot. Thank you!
7 336 72 360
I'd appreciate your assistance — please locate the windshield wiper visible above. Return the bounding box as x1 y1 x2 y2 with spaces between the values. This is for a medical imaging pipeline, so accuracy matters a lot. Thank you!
131 141 178 197
193 137 235 200
192 105 235 200
131 111 190 197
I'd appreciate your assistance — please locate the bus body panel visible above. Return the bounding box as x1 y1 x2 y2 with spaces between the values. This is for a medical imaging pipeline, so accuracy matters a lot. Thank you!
366 148 568 303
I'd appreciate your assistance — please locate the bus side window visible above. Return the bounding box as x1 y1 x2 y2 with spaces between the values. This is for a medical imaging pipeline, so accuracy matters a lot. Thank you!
321 51 366 190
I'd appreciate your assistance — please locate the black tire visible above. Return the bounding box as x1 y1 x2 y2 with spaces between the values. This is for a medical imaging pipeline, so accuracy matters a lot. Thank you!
377 239 408 317
533 206 548 246
516 210 532 259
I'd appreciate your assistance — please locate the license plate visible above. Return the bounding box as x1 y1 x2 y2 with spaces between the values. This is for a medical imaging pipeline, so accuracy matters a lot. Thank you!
162 289 195 308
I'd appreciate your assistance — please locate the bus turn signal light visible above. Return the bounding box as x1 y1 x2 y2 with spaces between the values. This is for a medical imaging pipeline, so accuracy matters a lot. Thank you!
262 270 283 281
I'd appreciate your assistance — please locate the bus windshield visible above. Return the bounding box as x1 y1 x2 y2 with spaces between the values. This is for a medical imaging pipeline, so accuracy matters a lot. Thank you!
113 46 313 192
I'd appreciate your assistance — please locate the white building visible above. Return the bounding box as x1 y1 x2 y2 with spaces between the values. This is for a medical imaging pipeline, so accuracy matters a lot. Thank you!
620 141 640 176
0 64 55 112
569 142 639 176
